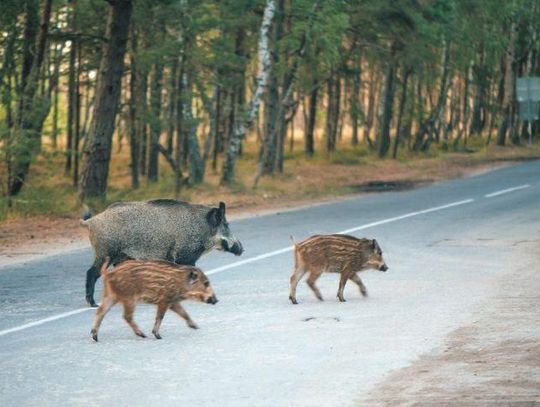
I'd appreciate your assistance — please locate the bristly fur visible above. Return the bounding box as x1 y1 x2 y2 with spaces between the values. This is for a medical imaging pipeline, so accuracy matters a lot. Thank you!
288 234 388 304
91 260 217 342
81 200 243 307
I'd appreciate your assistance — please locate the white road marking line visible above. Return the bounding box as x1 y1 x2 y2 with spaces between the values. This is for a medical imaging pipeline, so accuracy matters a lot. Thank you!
484 184 530 198
0 198 474 337
0 308 90 337
207 199 475 275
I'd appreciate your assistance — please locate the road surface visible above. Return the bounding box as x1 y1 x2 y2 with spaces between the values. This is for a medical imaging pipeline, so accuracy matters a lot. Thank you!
0 161 539 406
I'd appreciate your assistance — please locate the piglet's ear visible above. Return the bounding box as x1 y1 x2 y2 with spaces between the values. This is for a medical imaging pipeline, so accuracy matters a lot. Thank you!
371 239 377 250
188 269 198 283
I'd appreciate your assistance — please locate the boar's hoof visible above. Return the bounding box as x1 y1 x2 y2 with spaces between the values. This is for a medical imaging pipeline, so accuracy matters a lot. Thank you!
289 296 298 305
91 330 98 342
86 296 98 308
337 296 346 302
188 322 199 330
136 331 147 338
152 331 162 340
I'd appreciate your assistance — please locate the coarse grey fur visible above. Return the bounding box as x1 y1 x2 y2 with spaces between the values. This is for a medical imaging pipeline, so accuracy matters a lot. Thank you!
81 199 243 307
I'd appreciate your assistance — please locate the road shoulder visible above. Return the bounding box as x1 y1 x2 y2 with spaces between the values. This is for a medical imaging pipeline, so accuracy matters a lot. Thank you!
358 240 540 406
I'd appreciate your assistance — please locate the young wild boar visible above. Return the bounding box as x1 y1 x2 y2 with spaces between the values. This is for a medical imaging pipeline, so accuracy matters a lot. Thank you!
81 200 243 307
288 234 388 304
91 259 218 342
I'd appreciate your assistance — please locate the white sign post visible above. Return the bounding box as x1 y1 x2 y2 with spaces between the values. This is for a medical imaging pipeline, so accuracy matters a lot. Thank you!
516 77 540 145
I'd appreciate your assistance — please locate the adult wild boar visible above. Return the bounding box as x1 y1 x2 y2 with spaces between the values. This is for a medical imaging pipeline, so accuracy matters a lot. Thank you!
81 199 243 307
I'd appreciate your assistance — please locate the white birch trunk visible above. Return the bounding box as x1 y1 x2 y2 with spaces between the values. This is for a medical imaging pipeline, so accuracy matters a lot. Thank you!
221 0 275 184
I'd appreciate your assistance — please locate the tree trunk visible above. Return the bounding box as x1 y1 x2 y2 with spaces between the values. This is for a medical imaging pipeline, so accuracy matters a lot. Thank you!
19 0 39 97
166 58 178 155
65 5 77 174
260 0 284 175
80 0 133 200
364 73 377 148
73 38 82 187
174 54 186 196
212 84 222 172
392 67 411 159
9 0 53 196
305 87 318 156
325 77 340 152
128 32 140 189
183 70 204 184
350 52 362 146
413 39 451 152
378 59 396 158
497 23 516 147
221 0 275 185
50 37 64 149
453 64 472 150
147 61 163 182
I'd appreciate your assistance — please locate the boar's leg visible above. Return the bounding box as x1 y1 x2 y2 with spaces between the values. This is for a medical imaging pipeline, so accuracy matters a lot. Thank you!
122 301 146 338
152 303 169 339
85 259 103 307
337 271 351 302
170 302 198 330
306 272 324 302
289 266 307 304
349 273 368 297
90 296 117 342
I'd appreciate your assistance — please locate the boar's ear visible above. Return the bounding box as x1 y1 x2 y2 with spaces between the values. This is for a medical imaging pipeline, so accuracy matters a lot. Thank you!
207 205 224 227
188 269 198 283
218 202 226 221
371 239 377 250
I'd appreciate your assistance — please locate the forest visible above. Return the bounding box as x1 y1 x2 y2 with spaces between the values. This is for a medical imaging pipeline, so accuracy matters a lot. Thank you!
0 0 539 215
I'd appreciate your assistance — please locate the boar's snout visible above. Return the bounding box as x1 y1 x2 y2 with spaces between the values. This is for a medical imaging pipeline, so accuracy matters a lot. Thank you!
219 238 244 256
379 264 388 272
206 295 218 305
230 241 243 256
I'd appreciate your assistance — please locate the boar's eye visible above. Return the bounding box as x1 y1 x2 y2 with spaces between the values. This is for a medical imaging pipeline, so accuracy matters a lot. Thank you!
204 281 210 287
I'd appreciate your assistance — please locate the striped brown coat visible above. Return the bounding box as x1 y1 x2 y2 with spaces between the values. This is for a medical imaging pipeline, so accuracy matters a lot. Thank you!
288 234 388 304
91 259 217 341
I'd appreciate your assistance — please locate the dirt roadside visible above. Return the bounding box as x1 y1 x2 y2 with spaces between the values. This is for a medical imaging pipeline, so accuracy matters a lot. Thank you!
358 241 540 406
0 155 535 266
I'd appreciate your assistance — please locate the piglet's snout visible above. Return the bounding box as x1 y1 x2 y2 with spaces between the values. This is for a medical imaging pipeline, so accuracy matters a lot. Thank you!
206 295 218 305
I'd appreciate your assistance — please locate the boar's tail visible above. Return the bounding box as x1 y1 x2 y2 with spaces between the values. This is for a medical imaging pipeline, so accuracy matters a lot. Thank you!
79 204 92 227
100 257 111 278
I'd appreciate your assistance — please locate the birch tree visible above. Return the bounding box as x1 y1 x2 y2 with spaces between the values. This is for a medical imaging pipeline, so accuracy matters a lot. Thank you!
221 0 275 185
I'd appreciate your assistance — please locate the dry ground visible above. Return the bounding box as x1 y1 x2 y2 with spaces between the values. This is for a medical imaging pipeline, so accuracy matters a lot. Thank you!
358 240 540 407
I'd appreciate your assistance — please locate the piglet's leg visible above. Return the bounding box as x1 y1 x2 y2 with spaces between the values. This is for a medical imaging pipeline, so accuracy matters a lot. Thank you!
170 302 198 329
152 303 168 339
122 301 146 338
349 273 368 297
90 296 117 342
289 266 306 305
337 272 350 302
306 272 324 301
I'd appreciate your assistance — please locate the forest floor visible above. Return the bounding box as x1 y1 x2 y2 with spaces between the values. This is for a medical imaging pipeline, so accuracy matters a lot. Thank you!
1 142 539 264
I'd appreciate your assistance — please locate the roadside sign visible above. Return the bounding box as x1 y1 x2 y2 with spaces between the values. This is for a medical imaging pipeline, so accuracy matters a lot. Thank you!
516 77 540 121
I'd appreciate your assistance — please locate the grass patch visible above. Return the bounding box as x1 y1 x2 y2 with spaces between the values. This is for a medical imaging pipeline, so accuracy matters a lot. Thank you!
1 139 539 223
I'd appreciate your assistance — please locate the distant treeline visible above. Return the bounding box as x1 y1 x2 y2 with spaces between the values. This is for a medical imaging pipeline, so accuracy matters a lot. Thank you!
0 0 539 201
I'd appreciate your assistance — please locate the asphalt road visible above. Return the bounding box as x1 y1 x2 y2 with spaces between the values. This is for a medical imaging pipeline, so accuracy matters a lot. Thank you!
0 161 539 406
